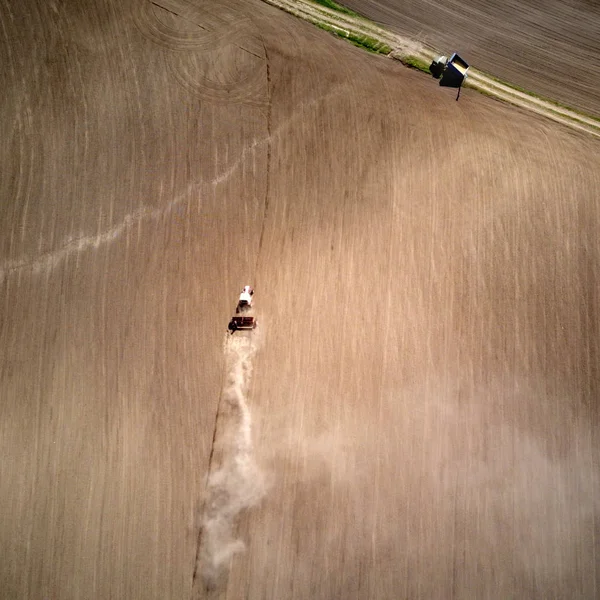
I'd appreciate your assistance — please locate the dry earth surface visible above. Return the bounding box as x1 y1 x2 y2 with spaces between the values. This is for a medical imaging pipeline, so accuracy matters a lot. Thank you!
1 0 599 599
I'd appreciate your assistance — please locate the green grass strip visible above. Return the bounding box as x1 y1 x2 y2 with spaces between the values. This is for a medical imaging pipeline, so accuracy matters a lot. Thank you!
399 55 431 73
316 22 392 54
310 0 363 18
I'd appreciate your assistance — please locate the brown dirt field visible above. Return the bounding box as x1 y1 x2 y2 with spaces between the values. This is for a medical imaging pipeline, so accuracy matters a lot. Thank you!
1 0 599 599
342 0 600 119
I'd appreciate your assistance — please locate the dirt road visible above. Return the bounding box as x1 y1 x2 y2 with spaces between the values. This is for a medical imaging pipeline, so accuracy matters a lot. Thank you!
1 0 599 598
342 0 600 119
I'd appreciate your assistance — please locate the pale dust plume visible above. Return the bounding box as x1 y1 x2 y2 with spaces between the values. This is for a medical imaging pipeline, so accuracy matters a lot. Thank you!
198 332 265 589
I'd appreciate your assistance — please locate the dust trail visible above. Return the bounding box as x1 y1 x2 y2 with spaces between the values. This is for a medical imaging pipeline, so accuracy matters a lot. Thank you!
196 331 265 590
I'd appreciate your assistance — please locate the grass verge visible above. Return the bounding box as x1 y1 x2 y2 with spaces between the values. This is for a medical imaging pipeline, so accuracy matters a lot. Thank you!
316 23 392 54
310 0 363 18
398 55 430 73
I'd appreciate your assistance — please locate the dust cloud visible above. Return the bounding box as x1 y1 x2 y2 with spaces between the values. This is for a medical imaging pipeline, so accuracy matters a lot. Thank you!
197 331 266 588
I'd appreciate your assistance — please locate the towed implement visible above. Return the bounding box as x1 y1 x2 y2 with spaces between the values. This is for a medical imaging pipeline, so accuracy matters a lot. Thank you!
228 315 256 332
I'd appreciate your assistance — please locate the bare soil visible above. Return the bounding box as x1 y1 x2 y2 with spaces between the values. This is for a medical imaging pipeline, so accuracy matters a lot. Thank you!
1 0 599 599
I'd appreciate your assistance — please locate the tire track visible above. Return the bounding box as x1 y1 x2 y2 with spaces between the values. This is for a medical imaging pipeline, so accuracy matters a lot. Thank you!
0 84 343 286
255 38 272 272
134 0 268 106
190 12 274 598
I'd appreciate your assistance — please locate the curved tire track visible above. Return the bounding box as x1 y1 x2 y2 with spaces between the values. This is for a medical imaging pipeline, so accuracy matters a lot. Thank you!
135 0 268 106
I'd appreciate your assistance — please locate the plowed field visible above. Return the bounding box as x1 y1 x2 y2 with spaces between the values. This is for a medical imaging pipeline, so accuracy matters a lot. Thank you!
1 1 599 598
